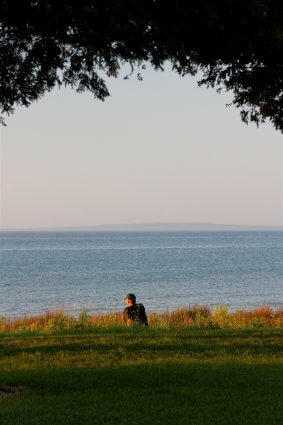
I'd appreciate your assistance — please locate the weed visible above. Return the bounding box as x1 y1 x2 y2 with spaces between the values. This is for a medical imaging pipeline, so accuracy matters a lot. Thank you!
0 305 281 335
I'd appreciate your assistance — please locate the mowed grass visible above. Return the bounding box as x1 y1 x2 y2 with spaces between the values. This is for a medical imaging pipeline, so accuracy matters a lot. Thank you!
0 328 282 425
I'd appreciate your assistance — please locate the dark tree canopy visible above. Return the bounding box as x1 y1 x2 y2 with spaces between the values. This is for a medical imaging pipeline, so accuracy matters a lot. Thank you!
0 0 282 131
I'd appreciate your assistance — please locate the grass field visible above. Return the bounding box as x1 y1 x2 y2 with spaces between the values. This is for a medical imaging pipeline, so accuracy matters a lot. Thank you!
0 327 282 425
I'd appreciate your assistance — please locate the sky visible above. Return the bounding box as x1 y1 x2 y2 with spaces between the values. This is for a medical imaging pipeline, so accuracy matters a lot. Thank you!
0 66 282 229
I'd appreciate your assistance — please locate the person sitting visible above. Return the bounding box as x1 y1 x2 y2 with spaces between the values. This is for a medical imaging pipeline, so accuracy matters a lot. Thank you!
122 293 148 327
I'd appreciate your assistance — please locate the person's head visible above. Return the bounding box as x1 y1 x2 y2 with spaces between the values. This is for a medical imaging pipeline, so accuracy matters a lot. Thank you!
124 293 136 307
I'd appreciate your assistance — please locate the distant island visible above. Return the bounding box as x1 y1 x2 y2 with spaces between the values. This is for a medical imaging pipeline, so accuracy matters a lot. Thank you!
87 222 283 231
3 222 282 232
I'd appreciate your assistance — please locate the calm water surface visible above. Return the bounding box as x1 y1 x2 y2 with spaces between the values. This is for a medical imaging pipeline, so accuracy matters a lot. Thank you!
0 230 282 317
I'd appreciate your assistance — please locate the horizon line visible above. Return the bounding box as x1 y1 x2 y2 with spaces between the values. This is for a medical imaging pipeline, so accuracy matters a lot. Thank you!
1 222 283 232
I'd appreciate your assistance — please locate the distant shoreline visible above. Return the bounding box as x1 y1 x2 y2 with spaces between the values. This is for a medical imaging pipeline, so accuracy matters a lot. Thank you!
1 222 283 232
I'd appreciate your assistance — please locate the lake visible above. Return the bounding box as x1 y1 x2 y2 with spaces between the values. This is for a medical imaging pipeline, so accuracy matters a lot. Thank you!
0 230 282 317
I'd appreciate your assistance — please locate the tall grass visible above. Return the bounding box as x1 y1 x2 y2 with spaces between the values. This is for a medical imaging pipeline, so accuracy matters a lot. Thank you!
0 305 282 333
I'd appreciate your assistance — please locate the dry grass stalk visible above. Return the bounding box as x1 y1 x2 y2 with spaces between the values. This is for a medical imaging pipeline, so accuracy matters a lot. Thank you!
0 305 282 333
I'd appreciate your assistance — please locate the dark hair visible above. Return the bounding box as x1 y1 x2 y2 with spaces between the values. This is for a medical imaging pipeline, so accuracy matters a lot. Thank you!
125 293 136 302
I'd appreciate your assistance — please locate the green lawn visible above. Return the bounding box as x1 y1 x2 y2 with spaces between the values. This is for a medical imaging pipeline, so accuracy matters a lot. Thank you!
0 328 282 425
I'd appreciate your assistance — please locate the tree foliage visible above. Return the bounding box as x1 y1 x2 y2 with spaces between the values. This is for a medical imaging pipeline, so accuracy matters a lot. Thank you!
0 0 282 131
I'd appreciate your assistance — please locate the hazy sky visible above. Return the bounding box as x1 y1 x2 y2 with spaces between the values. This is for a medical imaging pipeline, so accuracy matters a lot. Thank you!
0 66 282 229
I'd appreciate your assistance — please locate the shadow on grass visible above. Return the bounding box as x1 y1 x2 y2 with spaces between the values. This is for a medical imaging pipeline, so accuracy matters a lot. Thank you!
0 363 282 425
0 329 281 359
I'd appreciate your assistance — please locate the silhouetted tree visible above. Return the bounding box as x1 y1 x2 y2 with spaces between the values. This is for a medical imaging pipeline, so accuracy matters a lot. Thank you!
0 0 282 131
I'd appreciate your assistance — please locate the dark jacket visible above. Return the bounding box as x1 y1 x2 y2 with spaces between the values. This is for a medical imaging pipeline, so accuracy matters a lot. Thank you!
123 303 148 326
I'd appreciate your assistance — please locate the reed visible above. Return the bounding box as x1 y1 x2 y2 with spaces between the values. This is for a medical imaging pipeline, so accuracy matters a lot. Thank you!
0 305 282 333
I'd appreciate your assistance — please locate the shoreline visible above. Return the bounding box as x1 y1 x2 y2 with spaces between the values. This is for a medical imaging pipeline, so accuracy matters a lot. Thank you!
1 303 282 320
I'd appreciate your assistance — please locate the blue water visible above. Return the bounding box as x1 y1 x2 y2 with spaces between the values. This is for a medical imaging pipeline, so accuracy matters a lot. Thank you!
0 230 282 317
